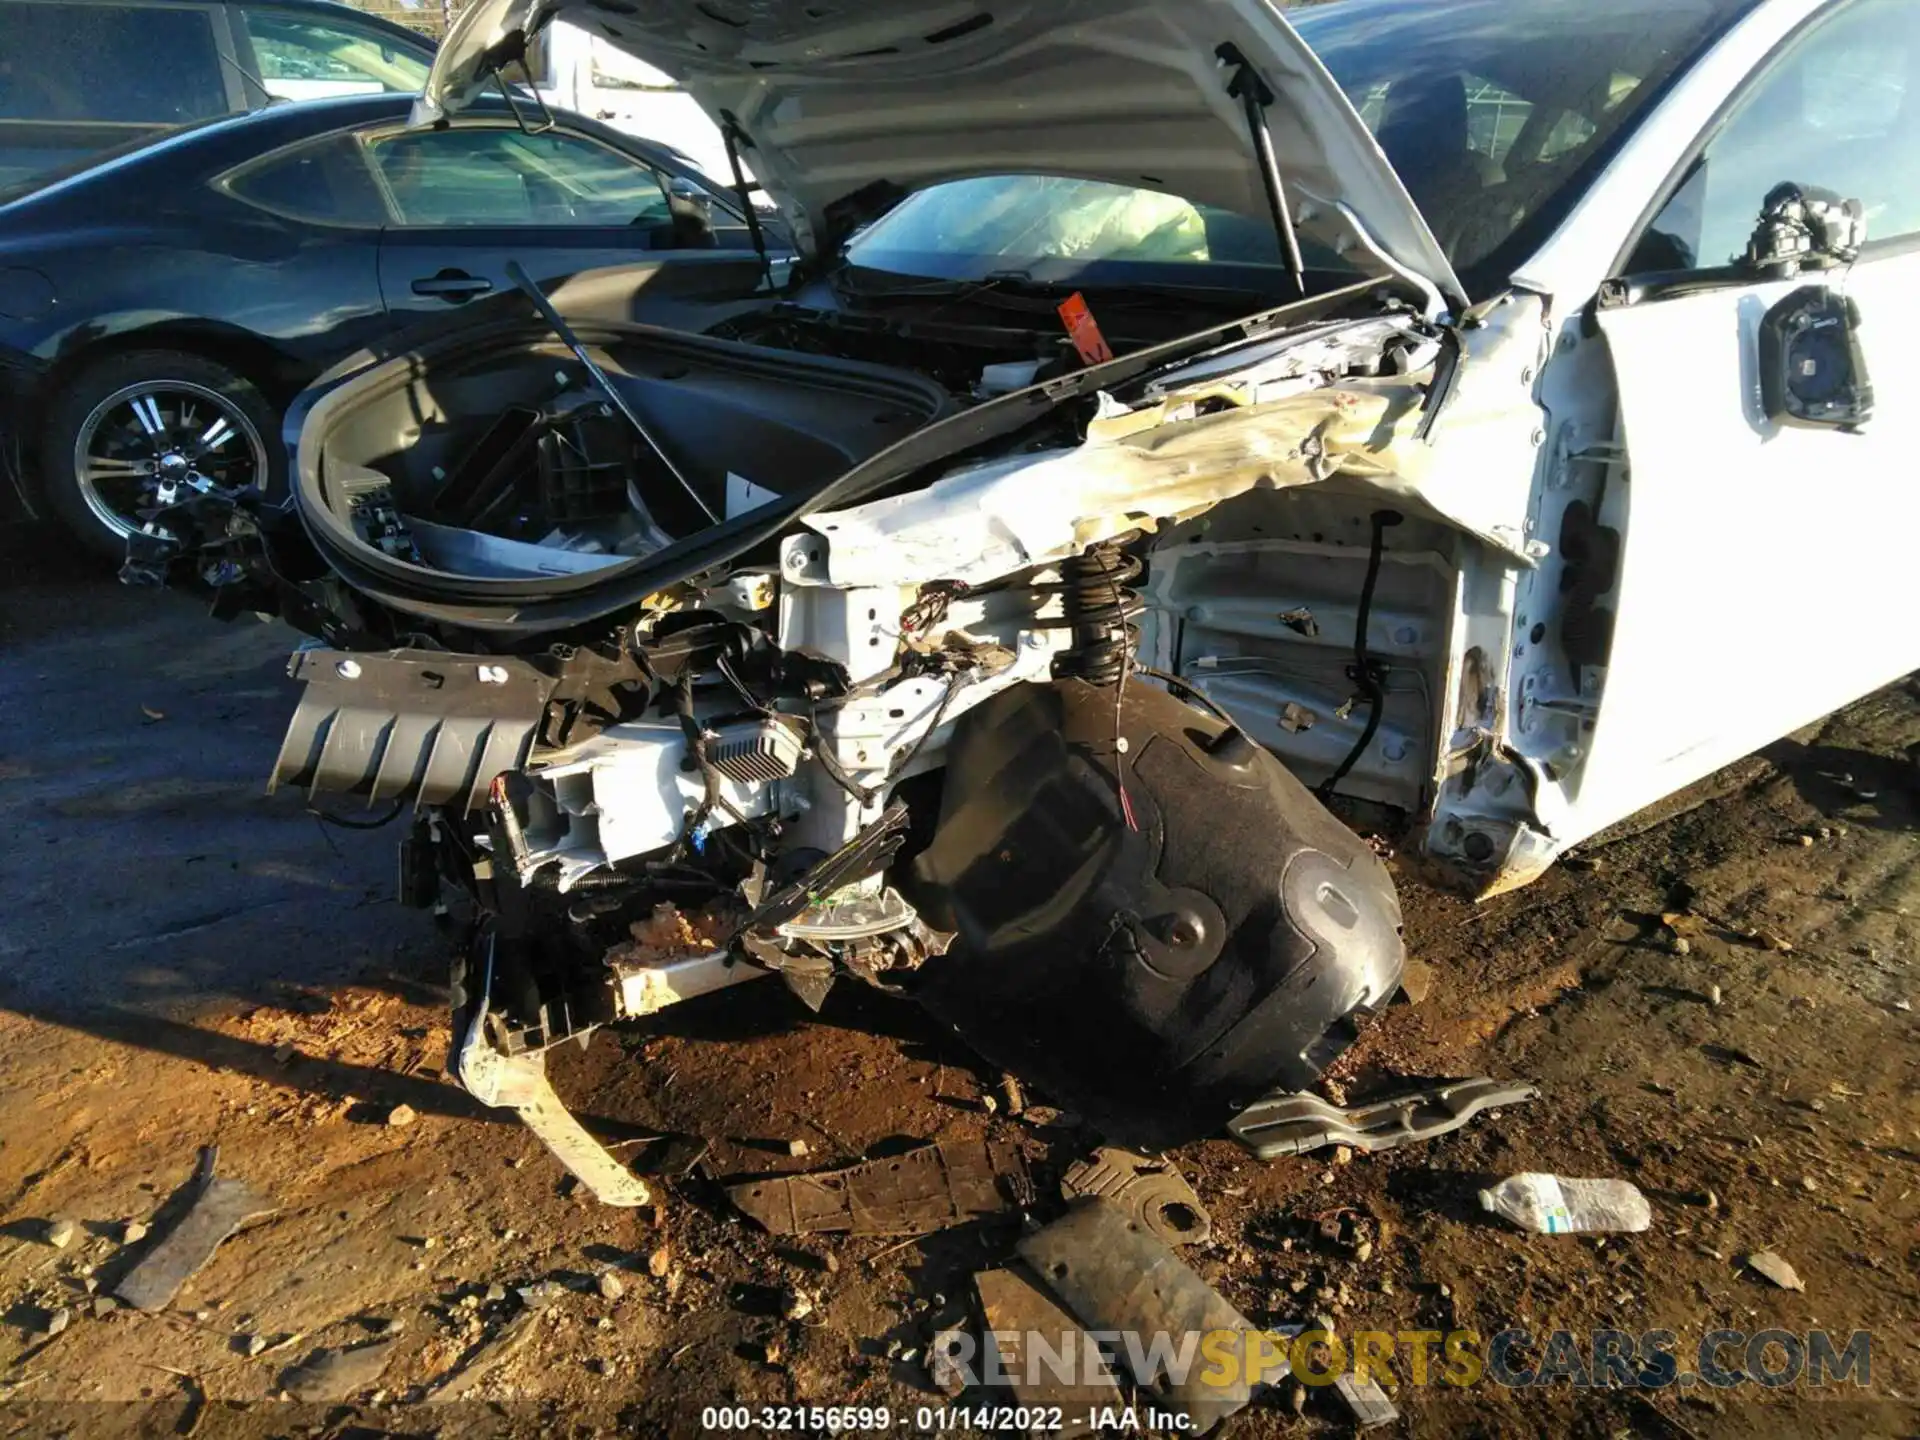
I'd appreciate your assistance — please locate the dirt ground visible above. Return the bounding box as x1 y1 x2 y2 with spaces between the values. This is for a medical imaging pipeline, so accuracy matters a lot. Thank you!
1 530 1915 1439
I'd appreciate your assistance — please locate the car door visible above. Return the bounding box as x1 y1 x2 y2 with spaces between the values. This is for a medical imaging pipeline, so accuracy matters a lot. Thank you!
1576 0 1920 830
366 121 754 327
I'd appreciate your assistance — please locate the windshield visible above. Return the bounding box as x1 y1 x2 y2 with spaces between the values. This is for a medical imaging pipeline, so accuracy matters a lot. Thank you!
1293 0 1760 292
843 173 1362 300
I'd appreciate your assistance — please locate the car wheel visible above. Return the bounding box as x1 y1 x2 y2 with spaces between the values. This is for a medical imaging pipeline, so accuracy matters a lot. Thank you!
42 350 281 561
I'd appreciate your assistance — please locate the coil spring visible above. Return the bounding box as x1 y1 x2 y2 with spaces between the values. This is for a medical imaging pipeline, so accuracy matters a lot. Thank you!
1046 541 1145 687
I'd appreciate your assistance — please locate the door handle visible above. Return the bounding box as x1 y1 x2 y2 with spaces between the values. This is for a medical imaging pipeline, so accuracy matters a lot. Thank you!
411 270 495 300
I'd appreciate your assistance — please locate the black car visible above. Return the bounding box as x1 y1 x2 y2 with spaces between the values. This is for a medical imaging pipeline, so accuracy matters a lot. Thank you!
0 92 777 554
0 0 439 189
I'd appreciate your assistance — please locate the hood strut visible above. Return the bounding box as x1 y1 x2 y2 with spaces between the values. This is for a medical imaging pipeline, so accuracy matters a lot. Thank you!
504 260 719 525
718 109 773 286
1219 42 1306 299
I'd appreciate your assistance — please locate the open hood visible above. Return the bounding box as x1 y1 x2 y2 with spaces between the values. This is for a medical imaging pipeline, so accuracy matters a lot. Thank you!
418 0 1466 312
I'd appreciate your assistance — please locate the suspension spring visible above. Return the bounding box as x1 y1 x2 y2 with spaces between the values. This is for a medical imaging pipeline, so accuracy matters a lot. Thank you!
1044 541 1146 687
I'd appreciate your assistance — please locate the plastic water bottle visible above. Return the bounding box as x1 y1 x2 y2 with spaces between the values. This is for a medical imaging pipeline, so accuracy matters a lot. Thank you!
1479 1174 1652 1234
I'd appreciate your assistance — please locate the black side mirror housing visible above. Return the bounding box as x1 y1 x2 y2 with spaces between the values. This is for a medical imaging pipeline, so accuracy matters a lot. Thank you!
1759 285 1873 432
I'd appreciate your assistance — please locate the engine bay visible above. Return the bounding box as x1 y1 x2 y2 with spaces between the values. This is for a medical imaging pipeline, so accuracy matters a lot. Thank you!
127 277 1483 1190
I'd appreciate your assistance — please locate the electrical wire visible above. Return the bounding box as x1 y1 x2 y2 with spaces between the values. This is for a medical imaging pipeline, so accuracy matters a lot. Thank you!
1318 510 1404 801
1135 665 1235 723
308 796 408 831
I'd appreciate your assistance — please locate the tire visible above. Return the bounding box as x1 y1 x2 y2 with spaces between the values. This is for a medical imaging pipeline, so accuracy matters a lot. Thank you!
40 349 283 562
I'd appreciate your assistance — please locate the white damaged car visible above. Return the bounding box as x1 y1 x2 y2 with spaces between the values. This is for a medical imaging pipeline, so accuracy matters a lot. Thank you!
132 0 1920 1191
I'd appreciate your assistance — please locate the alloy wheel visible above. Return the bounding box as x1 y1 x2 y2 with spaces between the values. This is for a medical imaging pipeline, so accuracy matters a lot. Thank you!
71 380 269 540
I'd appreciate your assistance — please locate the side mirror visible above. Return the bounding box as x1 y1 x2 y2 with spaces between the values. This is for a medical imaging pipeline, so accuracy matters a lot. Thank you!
1745 182 1865 277
1759 285 1873 432
665 179 717 249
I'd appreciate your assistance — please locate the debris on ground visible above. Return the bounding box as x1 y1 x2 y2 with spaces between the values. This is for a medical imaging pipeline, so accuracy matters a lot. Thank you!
1311 1313 1400 1429
427 1310 543 1401
1398 959 1435 1004
973 1268 1124 1436
999 1074 1026 1116
386 1103 417 1128
1479 1174 1652 1234
1227 1077 1538 1159
43 1218 75 1250
596 1271 625 1301
120 1220 149 1246
516 1279 568 1309
1059 1147 1211 1246
1016 1199 1260 1430
928 1329 970 1397
113 1147 275 1311
1743 1251 1806 1291
726 1138 1031 1237
279 1339 395 1402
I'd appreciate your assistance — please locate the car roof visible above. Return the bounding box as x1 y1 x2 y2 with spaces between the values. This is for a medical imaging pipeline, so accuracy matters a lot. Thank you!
1 94 723 214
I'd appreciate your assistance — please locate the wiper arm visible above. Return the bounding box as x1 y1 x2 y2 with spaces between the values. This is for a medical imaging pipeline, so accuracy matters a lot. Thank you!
1218 43 1307 299
504 261 719 525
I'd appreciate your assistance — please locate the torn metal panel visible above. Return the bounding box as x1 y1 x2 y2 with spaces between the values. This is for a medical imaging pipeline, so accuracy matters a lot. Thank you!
1227 1077 1539 1160
974 1267 1125 1438
1059 1148 1212 1247
1017 1200 1266 1431
806 377 1535 592
114 1149 275 1312
726 1139 1031 1237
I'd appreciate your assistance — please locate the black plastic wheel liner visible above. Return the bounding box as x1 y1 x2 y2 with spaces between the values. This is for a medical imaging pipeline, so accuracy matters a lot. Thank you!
904 679 1406 1152
286 279 1390 639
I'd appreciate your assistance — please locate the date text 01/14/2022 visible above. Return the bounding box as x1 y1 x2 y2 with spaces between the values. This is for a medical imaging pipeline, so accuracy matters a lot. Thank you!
699 1405 1198 1432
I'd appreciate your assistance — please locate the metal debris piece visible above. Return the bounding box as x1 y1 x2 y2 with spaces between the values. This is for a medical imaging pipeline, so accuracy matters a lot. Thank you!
279 1340 395 1403
726 1139 1031 1237
454 987 651 1208
1310 1313 1400 1428
1227 1077 1538 1160
1059 1147 1212 1246
1744 1251 1805 1291
114 1148 275 1312
974 1269 1123 1438
1017 1200 1264 1431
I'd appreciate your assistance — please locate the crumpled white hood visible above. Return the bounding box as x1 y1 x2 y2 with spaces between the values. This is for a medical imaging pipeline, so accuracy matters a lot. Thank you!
420 0 1465 310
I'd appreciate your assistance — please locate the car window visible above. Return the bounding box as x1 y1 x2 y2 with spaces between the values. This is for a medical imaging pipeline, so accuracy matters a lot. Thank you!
845 173 1345 285
366 127 675 228
0 2 226 124
1463 76 1533 167
223 132 389 226
238 9 431 101
1294 0 1757 295
1631 0 1920 271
